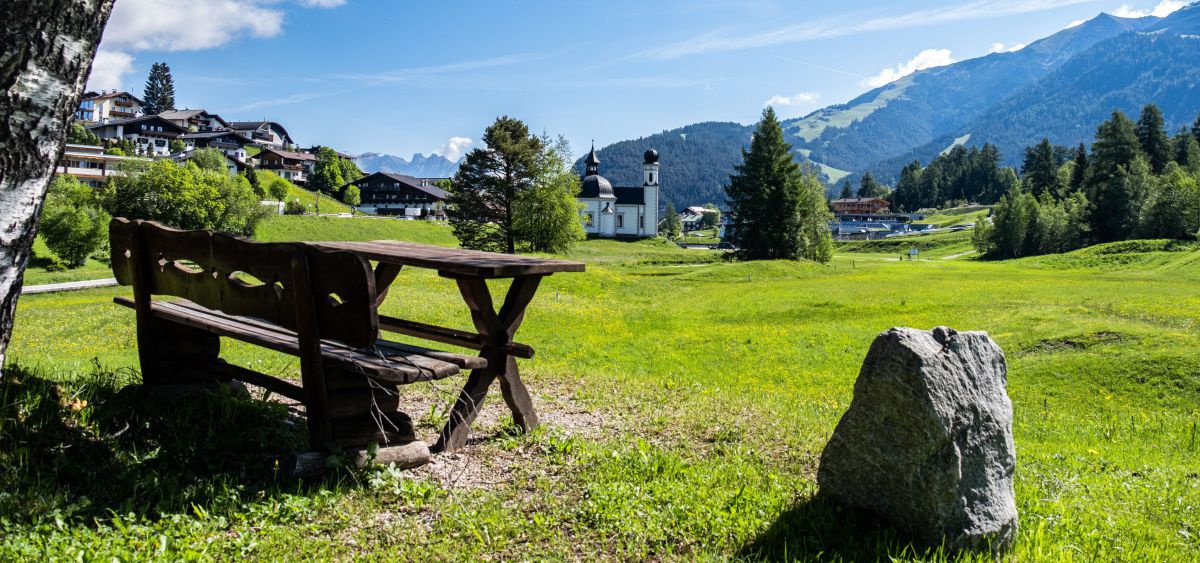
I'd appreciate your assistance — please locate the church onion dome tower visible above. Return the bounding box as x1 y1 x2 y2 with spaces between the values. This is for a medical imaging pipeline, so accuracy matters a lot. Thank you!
580 143 615 200
643 148 659 164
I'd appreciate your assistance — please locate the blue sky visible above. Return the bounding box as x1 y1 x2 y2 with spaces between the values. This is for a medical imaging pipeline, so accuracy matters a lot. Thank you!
88 0 1188 161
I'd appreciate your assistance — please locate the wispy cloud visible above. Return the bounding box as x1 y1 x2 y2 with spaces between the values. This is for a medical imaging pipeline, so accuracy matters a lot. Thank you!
224 92 331 113
334 55 541 86
764 92 820 107
770 55 866 79
634 0 1095 60
1112 0 1185 18
989 42 1027 52
865 49 956 87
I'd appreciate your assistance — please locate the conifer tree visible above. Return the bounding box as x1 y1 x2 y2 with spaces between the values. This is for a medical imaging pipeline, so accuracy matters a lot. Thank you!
1192 113 1200 144
1089 111 1145 242
142 62 176 115
1022 138 1061 198
838 180 853 199
663 201 682 240
1068 143 1088 195
725 107 832 262
858 171 886 198
1135 104 1171 174
1174 129 1200 172
447 116 543 253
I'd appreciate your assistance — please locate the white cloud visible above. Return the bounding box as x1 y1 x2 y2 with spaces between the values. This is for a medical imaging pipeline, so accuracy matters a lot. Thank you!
989 42 1027 52
636 0 1093 60
87 49 135 91
87 0 340 91
1065 18 1088 27
435 137 473 161
764 92 820 107
1113 0 1185 18
865 49 955 87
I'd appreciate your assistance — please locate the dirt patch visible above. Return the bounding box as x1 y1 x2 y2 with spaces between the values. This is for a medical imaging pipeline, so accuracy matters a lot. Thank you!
1023 331 1130 355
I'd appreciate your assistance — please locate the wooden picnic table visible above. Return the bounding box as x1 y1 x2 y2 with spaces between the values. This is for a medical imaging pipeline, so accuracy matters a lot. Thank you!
307 240 585 452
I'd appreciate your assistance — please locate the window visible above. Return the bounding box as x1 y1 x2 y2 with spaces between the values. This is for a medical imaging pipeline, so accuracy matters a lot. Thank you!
584 213 594 227
616 214 624 228
639 216 644 228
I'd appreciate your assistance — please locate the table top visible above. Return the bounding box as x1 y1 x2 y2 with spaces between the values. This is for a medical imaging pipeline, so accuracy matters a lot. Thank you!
308 240 586 278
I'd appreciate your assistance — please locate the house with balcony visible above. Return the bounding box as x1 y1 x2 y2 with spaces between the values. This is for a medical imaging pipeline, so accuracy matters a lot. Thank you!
346 172 448 218
257 148 316 184
75 91 144 122
85 115 187 157
228 121 294 150
170 149 247 176
179 130 255 162
832 197 891 215
158 109 229 132
55 144 142 187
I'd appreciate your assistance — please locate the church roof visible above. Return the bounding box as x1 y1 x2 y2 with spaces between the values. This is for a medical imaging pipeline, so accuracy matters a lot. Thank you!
613 186 646 205
580 174 615 199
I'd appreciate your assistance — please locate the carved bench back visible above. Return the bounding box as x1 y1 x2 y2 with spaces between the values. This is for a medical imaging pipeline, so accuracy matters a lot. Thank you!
110 218 378 348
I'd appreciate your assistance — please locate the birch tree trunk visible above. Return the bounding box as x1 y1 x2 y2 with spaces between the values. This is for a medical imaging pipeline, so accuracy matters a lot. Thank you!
0 0 115 373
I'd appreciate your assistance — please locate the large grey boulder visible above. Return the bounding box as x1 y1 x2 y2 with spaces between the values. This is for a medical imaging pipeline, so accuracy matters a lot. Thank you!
817 326 1017 552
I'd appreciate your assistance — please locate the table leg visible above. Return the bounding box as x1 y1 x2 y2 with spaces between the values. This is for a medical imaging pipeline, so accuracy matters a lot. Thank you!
434 275 543 452
373 263 403 307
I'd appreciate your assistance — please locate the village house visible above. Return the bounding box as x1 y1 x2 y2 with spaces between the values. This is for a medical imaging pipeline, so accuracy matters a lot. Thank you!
832 197 891 215
256 148 316 184
86 115 187 157
55 143 140 187
158 109 229 132
345 172 448 218
577 147 660 238
229 121 294 150
179 130 255 162
678 206 708 232
75 90 143 122
170 149 247 176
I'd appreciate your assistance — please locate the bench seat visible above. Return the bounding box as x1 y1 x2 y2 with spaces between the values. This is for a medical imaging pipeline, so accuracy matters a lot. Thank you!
114 296 486 385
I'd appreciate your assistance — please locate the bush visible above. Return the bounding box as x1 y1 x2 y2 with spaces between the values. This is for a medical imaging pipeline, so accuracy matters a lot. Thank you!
258 170 294 202
284 199 307 215
98 159 270 237
39 176 110 268
342 185 361 207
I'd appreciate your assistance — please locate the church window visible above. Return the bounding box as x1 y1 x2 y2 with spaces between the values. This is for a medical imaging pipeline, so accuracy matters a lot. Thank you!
639 216 644 228
616 214 624 228
584 213 594 227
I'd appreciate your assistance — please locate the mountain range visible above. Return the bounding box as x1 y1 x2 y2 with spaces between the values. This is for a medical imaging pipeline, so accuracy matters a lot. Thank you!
355 152 460 178
584 3 1200 208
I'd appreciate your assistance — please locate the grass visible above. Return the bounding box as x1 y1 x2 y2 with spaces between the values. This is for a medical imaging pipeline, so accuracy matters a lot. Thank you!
22 237 112 286
837 229 975 259
4 215 1199 559
284 184 353 214
678 228 720 245
254 214 457 245
913 206 991 228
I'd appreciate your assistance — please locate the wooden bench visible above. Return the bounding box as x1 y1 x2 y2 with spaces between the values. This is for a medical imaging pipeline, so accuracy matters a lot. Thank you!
109 218 484 464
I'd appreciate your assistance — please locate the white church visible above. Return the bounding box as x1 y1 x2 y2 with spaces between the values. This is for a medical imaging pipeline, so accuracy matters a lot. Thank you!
578 146 660 238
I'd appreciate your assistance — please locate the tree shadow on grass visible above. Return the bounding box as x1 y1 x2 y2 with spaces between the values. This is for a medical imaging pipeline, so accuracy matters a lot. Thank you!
739 496 950 562
0 363 339 526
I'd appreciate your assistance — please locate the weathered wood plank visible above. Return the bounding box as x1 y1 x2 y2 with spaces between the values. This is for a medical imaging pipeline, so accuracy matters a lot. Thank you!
308 240 585 278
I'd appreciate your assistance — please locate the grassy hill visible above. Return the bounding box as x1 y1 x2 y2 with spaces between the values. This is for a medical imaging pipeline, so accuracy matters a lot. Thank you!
255 215 456 245
5 216 1200 559
283 185 353 215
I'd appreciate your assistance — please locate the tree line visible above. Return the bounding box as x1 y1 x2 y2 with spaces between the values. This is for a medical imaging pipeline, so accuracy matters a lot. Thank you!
974 105 1200 259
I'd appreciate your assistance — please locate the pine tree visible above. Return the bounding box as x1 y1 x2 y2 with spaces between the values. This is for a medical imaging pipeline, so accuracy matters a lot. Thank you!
1192 113 1200 144
244 162 262 197
1174 129 1200 173
663 201 681 239
447 116 543 253
142 62 176 115
725 107 832 262
858 171 885 198
1022 138 1061 198
1068 143 1088 195
1135 104 1171 175
1087 112 1142 240
838 180 853 199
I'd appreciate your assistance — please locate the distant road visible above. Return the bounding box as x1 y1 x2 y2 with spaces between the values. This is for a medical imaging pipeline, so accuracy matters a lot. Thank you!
22 278 118 295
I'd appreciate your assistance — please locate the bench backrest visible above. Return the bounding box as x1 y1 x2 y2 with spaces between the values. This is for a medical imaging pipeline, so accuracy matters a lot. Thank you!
110 218 378 348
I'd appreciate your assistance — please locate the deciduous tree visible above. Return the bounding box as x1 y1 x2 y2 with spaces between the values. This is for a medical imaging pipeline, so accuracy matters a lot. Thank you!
0 0 115 371
39 175 110 268
513 135 585 253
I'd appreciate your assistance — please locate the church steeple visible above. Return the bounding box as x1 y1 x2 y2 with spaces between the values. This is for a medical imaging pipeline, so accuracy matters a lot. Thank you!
585 142 600 176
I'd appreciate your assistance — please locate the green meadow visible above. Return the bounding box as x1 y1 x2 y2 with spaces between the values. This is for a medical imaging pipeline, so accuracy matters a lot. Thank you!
2 215 1198 560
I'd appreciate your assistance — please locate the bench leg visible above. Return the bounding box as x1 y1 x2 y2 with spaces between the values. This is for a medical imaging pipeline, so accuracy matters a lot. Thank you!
433 276 543 453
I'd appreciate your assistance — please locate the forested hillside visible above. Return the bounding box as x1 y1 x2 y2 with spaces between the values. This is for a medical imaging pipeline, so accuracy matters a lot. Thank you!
868 32 1200 183
573 122 753 209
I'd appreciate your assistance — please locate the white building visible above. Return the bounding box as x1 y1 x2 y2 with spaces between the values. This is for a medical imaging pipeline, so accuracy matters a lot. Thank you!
85 115 186 157
75 91 143 122
55 144 141 187
578 146 659 238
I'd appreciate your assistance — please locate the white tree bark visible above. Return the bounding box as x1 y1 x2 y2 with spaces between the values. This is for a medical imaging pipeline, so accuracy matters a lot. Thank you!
0 0 115 372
